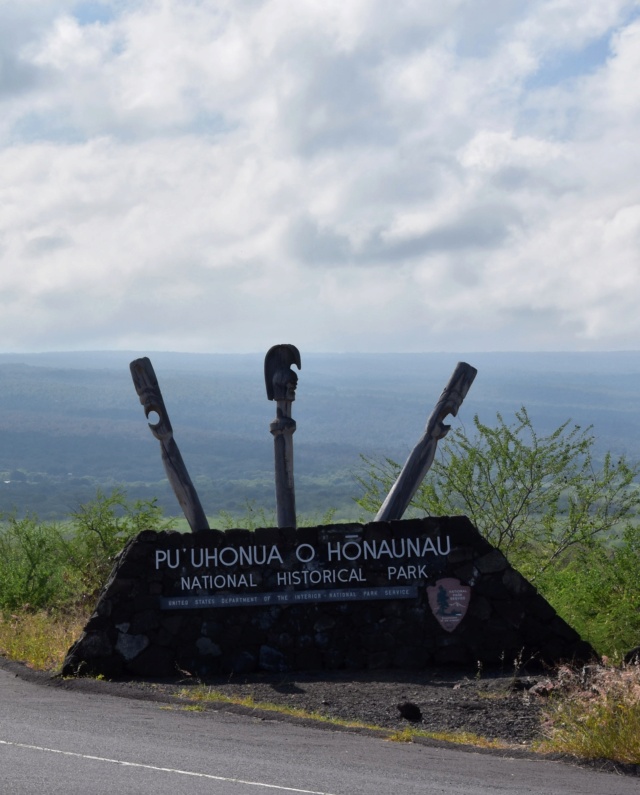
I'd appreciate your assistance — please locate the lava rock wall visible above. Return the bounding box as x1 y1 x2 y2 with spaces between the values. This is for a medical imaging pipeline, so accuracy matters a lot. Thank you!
62 517 594 678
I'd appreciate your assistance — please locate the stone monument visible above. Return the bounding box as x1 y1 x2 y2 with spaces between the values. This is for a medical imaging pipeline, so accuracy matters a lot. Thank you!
62 350 595 678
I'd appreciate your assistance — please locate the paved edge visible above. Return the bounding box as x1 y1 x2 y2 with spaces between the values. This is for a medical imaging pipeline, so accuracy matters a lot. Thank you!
1 655 637 777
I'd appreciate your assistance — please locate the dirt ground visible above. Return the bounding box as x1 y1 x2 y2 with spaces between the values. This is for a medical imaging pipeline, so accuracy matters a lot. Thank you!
125 666 549 746
0 657 550 747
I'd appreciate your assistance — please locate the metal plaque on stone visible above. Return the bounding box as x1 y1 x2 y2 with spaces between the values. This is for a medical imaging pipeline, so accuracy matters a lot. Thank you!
427 577 471 632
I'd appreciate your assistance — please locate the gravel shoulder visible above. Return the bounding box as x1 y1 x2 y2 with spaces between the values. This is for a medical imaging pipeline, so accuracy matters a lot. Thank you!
162 667 547 746
0 656 545 747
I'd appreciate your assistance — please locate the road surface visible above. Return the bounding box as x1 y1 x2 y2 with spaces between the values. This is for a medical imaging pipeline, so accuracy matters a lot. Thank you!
0 666 636 794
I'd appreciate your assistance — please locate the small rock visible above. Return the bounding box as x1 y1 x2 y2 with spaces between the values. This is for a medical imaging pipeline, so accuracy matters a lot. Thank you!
397 701 422 722
115 632 148 661
510 677 537 691
529 679 556 697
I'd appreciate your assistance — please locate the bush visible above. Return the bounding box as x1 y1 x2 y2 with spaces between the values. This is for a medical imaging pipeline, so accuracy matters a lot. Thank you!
356 408 640 582
63 488 174 600
0 517 73 611
0 609 88 670
0 489 174 612
212 502 336 532
538 525 640 658
539 661 640 764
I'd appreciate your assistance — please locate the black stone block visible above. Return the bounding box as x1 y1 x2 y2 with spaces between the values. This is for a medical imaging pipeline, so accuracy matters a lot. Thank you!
259 645 289 672
127 645 176 678
62 516 596 678
228 651 258 674
225 528 253 544
130 609 160 634
254 527 280 545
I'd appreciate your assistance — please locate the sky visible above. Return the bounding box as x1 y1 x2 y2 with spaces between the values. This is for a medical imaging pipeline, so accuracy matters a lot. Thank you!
1 0 639 354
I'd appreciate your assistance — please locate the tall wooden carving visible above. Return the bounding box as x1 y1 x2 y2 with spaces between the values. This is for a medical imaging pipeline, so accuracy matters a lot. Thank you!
130 357 210 533
375 361 477 522
265 344 301 528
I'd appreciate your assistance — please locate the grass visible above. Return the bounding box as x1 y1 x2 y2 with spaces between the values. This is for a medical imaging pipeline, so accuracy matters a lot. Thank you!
176 686 382 731
2 611 640 765
536 661 640 765
0 609 89 670
385 727 508 748
176 686 510 749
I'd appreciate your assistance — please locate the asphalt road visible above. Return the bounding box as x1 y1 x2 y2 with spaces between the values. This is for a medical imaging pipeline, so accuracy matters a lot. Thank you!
0 666 637 795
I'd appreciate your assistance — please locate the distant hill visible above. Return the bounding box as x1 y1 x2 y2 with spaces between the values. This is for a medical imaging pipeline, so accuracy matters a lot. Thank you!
0 350 639 521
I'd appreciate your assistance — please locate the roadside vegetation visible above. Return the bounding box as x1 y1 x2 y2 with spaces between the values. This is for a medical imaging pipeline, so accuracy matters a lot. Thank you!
537 660 640 765
357 407 640 658
355 407 640 764
171 685 508 749
1 407 640 764
0 489 175 668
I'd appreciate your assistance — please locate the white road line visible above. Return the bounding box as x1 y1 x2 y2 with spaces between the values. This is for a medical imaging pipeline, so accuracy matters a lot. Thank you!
0 739 338 795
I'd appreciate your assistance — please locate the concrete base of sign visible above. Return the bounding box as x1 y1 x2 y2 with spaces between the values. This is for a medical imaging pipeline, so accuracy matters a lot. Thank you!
62 517 595 678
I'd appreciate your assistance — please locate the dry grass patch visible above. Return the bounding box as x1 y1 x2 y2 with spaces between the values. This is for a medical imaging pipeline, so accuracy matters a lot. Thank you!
537 661 640 765
177 686 382 731
386 726 508 748
0 609 88 671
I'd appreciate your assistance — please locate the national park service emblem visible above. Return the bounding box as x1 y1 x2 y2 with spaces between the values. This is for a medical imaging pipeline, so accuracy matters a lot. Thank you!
427 578 471 632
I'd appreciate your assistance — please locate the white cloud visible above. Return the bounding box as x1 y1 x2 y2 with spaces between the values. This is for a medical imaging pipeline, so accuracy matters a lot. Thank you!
0 0 639 353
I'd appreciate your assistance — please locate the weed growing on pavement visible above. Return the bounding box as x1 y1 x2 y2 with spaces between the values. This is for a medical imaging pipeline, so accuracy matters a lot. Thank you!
387 728 507 749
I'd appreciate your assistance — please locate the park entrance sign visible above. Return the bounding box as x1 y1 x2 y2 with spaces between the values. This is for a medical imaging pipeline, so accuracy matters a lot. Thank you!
63 517 594 678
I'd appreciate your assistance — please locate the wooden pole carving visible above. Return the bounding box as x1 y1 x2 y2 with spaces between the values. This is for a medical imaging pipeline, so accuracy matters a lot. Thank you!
375 361 477 523
265 344 301 529
130 357 210 533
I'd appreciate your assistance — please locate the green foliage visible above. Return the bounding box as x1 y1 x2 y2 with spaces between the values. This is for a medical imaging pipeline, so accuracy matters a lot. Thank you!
63 488 174 599
0 517 73 611
213 501 276 532
300 507 338 527
0 609 88 670
538 526 640 658
356 407 640 581
211 499 337 532
0 489 174 611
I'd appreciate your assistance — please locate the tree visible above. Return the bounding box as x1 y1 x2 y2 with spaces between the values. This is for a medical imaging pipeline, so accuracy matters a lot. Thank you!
356 407 640 581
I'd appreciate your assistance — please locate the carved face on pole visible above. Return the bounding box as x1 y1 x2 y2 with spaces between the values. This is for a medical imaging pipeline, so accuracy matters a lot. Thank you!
271 366 298 402
264 344 301 404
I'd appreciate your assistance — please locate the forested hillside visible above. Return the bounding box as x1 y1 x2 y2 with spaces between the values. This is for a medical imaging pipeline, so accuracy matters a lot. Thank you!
0 350 639 521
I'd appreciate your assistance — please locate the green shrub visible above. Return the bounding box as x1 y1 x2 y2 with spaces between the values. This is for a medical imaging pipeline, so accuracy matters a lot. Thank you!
63 488 175 599
356 407 640 654
0 489 175 612
214 501 276 531
538 525 640 658
0 516 73 611
0 609 88 670
212 501 335 531
356 408 640 582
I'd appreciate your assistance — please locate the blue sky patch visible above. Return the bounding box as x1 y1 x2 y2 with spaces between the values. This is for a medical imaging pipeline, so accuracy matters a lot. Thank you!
526 33 612 90
72 1 117 26
11 111 85 145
